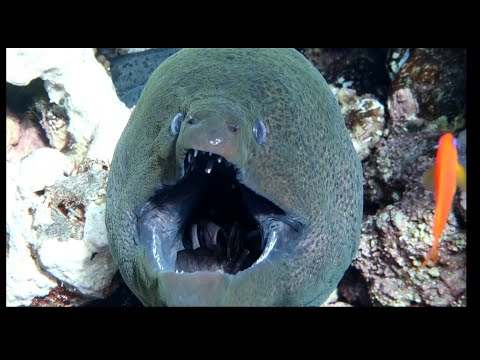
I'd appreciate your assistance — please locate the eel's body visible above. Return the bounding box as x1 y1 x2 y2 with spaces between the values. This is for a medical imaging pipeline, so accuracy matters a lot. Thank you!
105 48 363 306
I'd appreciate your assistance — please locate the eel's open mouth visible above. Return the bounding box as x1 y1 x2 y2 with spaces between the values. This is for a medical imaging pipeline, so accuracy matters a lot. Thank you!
136 149 303 275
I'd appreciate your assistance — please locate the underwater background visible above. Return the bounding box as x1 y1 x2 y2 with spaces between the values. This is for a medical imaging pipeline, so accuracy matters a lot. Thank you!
6 48 466 307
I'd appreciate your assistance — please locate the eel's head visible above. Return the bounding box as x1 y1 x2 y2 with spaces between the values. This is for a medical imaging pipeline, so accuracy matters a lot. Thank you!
131 101 307 306
106 48 362 306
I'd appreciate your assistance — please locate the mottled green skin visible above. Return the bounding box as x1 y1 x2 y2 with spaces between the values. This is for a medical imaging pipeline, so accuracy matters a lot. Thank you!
105 48 363 306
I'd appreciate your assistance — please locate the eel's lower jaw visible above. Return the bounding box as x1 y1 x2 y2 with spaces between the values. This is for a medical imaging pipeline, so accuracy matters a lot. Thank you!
136 149 304 276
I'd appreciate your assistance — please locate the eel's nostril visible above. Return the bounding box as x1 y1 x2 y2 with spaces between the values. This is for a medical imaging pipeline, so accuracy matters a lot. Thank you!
228 124 239 133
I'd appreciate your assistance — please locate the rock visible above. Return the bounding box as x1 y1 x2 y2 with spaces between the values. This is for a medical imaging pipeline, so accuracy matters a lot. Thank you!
374 130 436 186
7 156 117 305
352 162 466 306
7 158 117 305
337 267 371 306
6 161 58 306
116 48 153 55
387 87 421 129
389 48 466 124
456 129 466 167
6 48 131 164
386 48 411 80
458 191 467 222
332 86 386 161
7 109 48 162
18 148 74 193
7 48 466 307
303 48 390 100
30 286 90 307
346 50 466 305
6 48 130 306
83 202 109 249
81 273 143 307
36 102 70 150
37 231 116 297
33 160 115 297
321 288 339 306
455 130 467 222
320 288 353 307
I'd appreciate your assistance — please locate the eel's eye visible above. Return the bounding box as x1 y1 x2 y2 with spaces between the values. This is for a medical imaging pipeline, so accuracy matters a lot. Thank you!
253 117 267 145
170 113 184 136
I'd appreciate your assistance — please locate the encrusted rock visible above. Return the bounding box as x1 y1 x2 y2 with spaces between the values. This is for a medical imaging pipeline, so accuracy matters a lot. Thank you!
6 48 131 164
387 87 422 129
331 86 386 161
352 153 466 306
303 48 390 100
32 160 116 296
7 47 467 307
6 161 58 306
18 148 74 193
6 48 130 306
7 109 48 162
320 288 353 307
36 101 70 150
389 48 465 123
386 48 411 80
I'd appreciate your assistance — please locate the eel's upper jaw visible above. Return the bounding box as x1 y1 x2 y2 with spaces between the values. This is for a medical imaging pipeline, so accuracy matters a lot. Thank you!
178 148 244 183
136 148 304 277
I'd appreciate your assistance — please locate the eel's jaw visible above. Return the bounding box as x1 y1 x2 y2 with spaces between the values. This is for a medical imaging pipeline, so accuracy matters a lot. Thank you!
135 148 304 278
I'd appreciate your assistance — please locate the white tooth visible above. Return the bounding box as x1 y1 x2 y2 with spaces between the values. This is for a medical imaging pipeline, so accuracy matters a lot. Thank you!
208 227 219 247
205 159 214 174
194 149 198 157
188 151 192 163
208 152 212 156
181 271 184 274
217 156 222 163
192 224 200 250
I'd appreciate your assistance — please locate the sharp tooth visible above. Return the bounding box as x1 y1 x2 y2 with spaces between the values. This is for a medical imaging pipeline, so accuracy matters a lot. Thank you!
194 149 198 157
208 226 220 247
192 224 200 250
186 160 194 173
217 156 222 163
208 152 212 156
205 159 214 174
188 151 192 163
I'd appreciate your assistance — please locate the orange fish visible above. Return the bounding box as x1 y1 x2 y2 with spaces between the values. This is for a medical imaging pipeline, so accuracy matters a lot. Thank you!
420 132 466 269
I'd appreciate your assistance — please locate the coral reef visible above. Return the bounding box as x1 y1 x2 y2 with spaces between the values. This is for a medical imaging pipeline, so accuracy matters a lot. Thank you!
331 86 386 161
6 48 130 306
7 109 48 162
6 48 466 307
327 48 466 307
389 48 465 122
302 48 390 101
352 155 466 306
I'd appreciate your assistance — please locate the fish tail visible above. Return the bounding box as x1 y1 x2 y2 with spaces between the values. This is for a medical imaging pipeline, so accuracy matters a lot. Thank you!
420 234 440 269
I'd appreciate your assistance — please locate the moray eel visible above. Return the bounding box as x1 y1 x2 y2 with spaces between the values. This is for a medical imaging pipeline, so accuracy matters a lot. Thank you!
105 48 363 306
